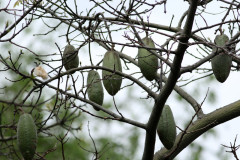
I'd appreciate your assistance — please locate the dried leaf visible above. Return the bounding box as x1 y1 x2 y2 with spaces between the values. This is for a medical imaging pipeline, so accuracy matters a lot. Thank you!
33 66 48 80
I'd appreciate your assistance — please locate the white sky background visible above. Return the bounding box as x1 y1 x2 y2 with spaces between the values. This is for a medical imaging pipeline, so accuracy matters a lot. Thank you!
1 0 240 160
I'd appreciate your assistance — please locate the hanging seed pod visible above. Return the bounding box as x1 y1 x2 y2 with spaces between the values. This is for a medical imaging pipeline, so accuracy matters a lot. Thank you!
157 105 176 150
17 113 37 160
62 44 79 74
138 37 158 81
211 34 232 83
87 70 104 111
102 50 122 96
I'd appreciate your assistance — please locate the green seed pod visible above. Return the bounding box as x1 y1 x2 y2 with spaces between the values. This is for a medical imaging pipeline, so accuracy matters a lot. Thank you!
87 70 104 111
157 105 176 150
62 44 79 74
214 34 229 46
211 34 232 83
17 113 37 160
138 37 158 81
102 50 122 96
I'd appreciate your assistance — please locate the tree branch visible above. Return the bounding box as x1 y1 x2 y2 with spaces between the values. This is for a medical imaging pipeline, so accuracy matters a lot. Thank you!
142 1 199 159
0 0 43 41
162 76 204 118
153 99 240 160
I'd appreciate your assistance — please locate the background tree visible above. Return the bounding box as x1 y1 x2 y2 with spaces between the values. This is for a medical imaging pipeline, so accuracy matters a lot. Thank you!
0 0 240 160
